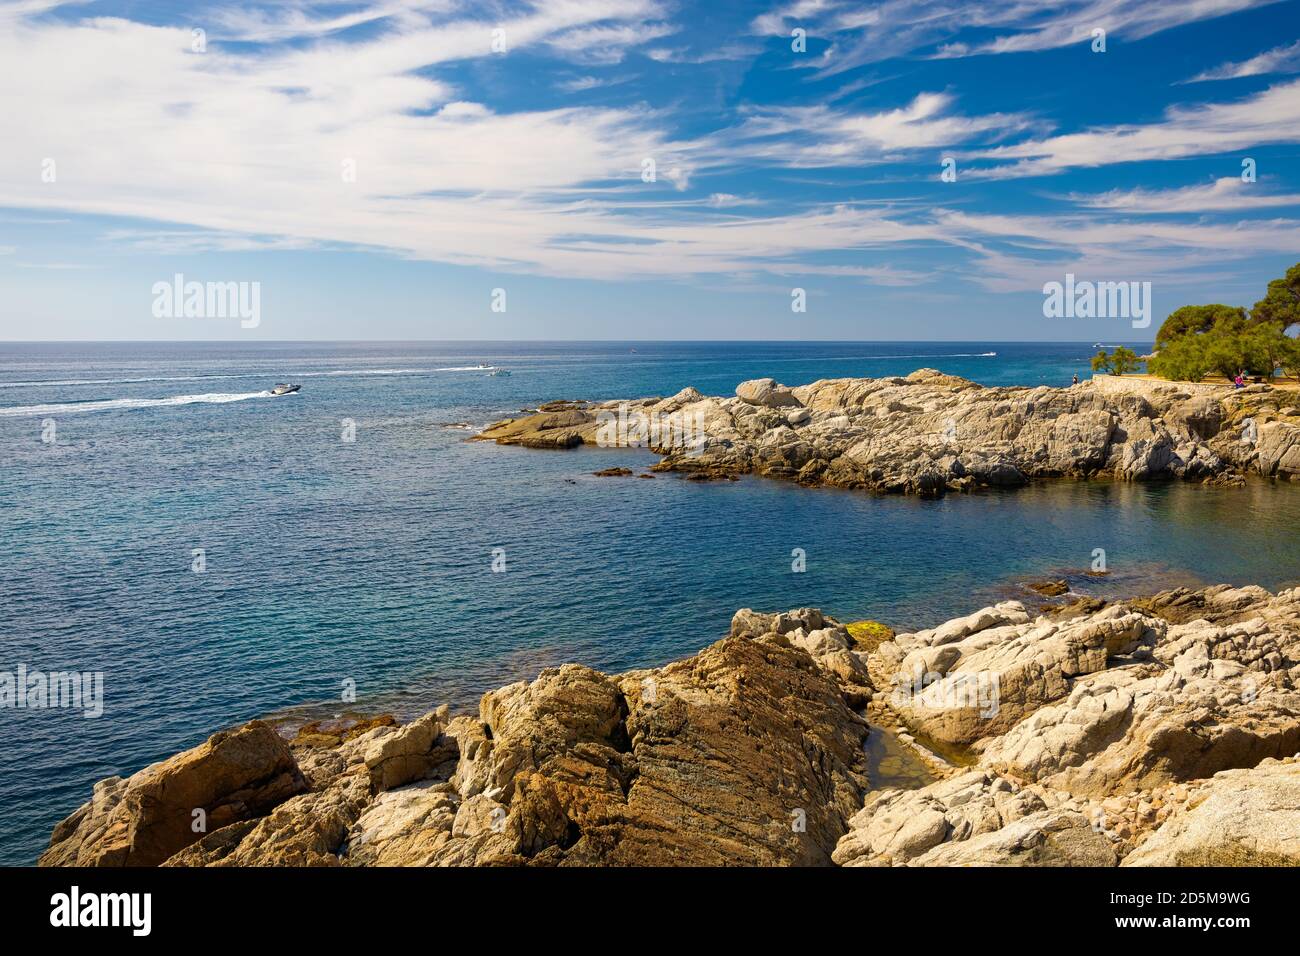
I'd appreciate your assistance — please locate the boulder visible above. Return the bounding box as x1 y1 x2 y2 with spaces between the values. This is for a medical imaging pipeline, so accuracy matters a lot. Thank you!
832 770 1115 866
362 706 457 791
736 378 802 408
1123 759 1300 865
40 721 306 867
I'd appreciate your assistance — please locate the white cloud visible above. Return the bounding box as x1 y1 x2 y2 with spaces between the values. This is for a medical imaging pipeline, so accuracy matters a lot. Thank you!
545 21 676 64
210 0 460 43
1 0 1297 298
1183 39 1300 83
1067 177 1300 213
967 80 1300 177
750 0 1282 74
715 93 1035 167
937 208 1300 291
557 75 604 92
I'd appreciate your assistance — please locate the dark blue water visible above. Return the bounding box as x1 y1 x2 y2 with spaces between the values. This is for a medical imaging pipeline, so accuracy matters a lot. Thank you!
3 341 1299 865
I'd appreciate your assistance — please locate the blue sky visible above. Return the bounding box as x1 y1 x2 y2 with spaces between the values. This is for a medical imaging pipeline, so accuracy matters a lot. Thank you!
1 0 1299 340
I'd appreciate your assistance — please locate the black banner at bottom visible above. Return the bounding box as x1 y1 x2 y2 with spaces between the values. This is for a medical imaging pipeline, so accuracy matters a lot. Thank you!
0 864 1285 941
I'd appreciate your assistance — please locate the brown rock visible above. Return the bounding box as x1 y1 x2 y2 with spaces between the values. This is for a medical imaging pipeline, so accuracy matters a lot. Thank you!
428 635 869 866
40 720 306 867
1027 579 1069 597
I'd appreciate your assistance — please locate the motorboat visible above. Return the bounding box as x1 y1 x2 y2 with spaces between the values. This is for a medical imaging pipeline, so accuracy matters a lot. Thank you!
489 368 511 377
269 383 301 396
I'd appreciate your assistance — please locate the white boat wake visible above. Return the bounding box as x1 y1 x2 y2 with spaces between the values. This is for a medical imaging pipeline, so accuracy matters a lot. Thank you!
0 390 276 417
0 368 431 389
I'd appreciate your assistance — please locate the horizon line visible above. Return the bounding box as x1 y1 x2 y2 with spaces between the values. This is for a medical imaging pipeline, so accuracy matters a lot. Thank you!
0 337 1158 345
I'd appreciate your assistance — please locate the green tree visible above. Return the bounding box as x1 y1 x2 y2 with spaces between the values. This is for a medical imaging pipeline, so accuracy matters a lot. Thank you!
1091 347 1142 376
1109 346 1141 375
1250 262 1300 332
1154 304 1246 350
1148 262 1300 382
1148 334 1211 382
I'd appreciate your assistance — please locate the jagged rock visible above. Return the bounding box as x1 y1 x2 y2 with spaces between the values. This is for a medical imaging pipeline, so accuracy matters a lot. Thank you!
90 626 868 867
343 779 461 866
1257 421 1300 477
40 721 306 867
421 635 869 865
979 598 1300 797
736 378 802 408
880 602 1158 746
476 372 1300 495
42 585 1300 868
918 808 1118 866
1123 758 1300 865
362 706 456 791
832 770 1115 866
1028 579 1069 597
165 767 373 867
474 408 597 449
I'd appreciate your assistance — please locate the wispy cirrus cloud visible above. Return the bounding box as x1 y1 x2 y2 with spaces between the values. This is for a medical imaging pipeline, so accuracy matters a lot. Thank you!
1 0 1298 304
750 0 1282 74
965 79 1300 178
714 92 1037 167
938 208 1300 292
1066 177 1300 213
209 0 459 42
1182 39 1300 83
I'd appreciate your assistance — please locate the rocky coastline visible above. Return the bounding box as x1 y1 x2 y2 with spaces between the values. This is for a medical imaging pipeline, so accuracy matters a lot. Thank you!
474 369 1300 496
40 582 1300 867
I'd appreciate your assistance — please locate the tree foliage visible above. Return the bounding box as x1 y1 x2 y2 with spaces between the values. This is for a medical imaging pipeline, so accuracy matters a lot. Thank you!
1148 263 1300 382
1149 320 1300 381
1092 346 1141 376
1154 304 1245 350
1250 262 1300 332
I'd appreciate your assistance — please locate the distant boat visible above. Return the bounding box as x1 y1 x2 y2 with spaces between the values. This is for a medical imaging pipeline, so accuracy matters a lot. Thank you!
489 368 512 377
269 383 301 396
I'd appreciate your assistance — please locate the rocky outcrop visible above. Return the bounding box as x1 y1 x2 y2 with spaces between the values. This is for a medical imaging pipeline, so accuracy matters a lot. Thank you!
474 370 1300 496
832 770 1117 867
47 620 871 867
1123 757 1300 865
41 584 1300 867
40 721 306 867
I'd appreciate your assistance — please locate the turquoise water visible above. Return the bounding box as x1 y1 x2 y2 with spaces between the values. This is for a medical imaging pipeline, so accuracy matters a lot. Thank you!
3 341 1299 865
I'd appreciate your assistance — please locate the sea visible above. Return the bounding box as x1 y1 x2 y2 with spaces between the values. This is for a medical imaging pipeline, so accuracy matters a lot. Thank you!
3 340 1299 865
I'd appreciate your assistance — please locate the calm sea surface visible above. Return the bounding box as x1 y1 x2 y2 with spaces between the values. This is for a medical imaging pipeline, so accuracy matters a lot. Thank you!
3 341 1299 864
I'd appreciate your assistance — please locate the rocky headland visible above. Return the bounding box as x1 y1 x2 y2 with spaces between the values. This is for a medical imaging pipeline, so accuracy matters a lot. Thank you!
41 583 1300 867
473 370 1300 495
